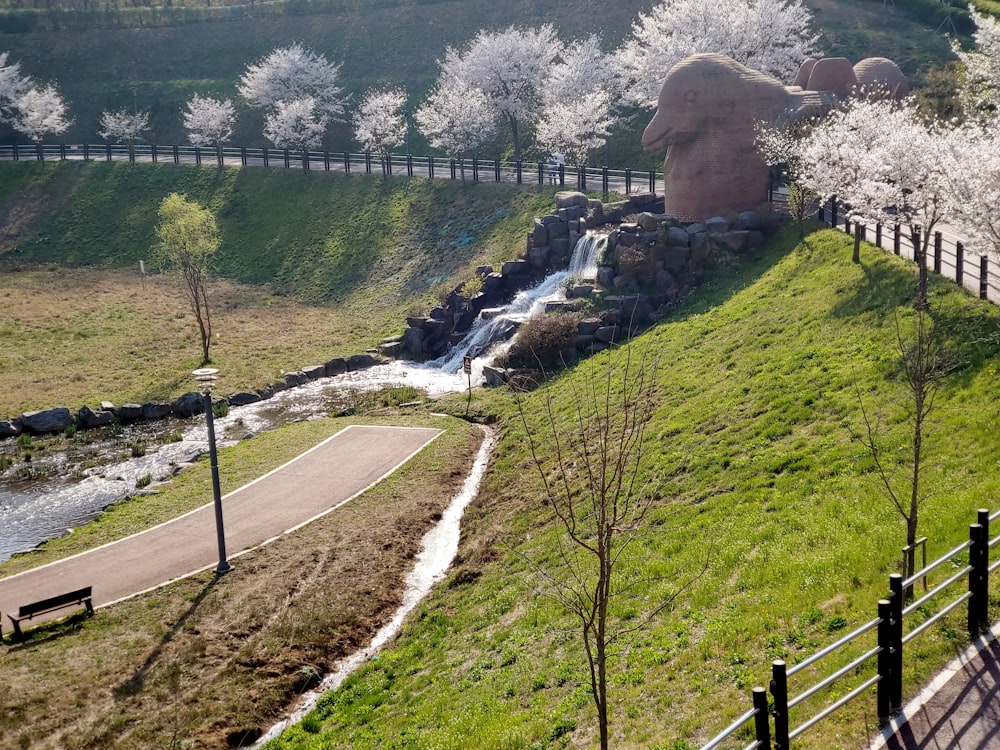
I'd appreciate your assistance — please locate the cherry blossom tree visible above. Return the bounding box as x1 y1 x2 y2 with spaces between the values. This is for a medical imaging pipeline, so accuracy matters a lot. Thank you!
945 119 1000 261
416 80 496 180
776 97 957 304
239 44 345 149
952 7 1000 122
0 52 31 125
99 108 150 161
536 35 621 169
353 87 407 175
618 0 820 107
13 84 70 143
262 97 328 152
183 94 236 166
435 24 561 162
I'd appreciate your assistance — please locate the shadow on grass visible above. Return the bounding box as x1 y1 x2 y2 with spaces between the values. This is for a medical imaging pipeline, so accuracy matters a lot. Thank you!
3 608 92 649
114 573 221 699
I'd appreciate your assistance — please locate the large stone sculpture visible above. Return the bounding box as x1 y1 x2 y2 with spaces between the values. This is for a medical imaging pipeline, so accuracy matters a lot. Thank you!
853 57 909 99
642 53 838 222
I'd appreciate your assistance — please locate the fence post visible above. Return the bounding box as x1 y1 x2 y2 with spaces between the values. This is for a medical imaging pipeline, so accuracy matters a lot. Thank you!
36 143 43 162
281 149 288 169
151 144 158 163
516 160 522 184
324 151 330 171
752 686 771 749
262 148 269 167
494 158 500 182
450 158 456 180
83 143 89 161
845 215 851 235
981 255 989 300
407 153 413 177
770 660 789 750
934 231 943 274
888 574 904 713
893 224 901 255
173 144 179 165
473 157 479 182
385 154 391 176
979 509 991 627
969 515 989 635
195 147 202 166
558 163 564 187
875 222 882 249
853 222 863 262
429 155 435 179
60 143 66 160
830 196 838 228
107 143 112 162
877 599 892 724
625 168 632 194
956 241 964 285
648 169 655 193
602 166 609 195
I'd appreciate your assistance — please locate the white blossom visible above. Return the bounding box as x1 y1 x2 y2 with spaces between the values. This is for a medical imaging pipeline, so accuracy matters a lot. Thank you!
183 94 236 151
0 51 31 123
263 97 329 151
416 80 496 160
536 90 616 168
618 0 820 107
353 87 407 162
945 119 1000 259
13 84 70 143
536 35 621 167
238 44 346 120
952 6 1000 122
99 108 150 144
436 25 561 161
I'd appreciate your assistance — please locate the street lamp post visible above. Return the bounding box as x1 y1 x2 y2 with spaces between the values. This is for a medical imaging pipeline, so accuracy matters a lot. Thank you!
192 368 231 574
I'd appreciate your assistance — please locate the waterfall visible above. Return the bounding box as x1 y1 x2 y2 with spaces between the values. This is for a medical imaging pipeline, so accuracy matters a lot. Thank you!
427 232 608 374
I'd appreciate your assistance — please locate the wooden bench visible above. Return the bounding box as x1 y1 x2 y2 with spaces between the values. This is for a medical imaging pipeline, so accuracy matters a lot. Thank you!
7 586 94 639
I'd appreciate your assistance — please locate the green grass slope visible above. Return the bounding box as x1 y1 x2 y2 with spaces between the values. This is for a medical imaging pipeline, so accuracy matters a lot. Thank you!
2 160 550 305
264 227 1000 749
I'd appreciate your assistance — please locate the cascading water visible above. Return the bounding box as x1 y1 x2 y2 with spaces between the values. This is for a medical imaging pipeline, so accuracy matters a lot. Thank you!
0 232 608 562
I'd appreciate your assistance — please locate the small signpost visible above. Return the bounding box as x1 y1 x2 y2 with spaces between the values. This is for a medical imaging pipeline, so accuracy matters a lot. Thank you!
463 355 473 414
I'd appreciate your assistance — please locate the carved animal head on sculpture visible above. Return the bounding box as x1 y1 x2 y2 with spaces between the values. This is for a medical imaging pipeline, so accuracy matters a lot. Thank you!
642 53 840 222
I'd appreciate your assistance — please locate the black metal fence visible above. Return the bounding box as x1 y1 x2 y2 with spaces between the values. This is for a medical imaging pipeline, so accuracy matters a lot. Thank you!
700 506 998 750
810 195 998 305
0 142 663 197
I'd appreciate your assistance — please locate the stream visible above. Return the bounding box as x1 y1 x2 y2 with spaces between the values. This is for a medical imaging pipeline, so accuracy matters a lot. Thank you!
0 232 607 564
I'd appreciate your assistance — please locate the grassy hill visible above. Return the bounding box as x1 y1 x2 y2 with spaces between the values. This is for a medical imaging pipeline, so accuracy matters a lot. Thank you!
0 0 972 163
0 160 554 413
255 226 1000 749
4 202 1000 746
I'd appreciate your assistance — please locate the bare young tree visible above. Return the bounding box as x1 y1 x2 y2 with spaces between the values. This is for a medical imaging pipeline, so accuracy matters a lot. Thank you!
512 343 701 750
854 306 963 584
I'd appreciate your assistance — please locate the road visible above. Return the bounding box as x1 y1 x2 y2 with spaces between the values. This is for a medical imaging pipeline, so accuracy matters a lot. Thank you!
0 424 442 635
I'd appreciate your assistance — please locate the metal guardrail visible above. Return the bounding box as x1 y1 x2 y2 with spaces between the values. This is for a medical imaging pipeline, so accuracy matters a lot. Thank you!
701 507 994 750
0 142 665 196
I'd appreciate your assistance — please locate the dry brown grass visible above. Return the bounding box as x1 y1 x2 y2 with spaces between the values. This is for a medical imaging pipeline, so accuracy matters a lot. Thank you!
0 416 483 749
0 265 390 418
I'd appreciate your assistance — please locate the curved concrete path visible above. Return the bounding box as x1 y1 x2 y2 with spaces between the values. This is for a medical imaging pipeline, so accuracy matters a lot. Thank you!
872 623 1000 749
0 424 442 635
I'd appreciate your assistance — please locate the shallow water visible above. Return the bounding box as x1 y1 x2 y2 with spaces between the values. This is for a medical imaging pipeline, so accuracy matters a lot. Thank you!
0 232 605 564
254 424 496 747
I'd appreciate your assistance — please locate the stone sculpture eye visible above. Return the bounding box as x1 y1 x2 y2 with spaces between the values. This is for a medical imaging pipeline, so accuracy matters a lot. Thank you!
685 89 698 104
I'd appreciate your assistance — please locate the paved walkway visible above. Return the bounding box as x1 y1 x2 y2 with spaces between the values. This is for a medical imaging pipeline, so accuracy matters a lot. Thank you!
873 623 1000 749
0 424 442 634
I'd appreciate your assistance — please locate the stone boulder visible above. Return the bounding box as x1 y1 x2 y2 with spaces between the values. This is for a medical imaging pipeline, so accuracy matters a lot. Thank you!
172 392 204 418
21 407 73 434
0 419 22 438
348 353 381 371
302 365 327 380
142 402 173 420
554 191 590 209
118 404 143 422
77 406 116 428
229 392 261 407
325 358 348 376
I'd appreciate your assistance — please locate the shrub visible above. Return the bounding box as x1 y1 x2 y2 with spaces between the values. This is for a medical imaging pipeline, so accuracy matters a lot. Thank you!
135 473 153 489
130 441 147 458
503 312 581 370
